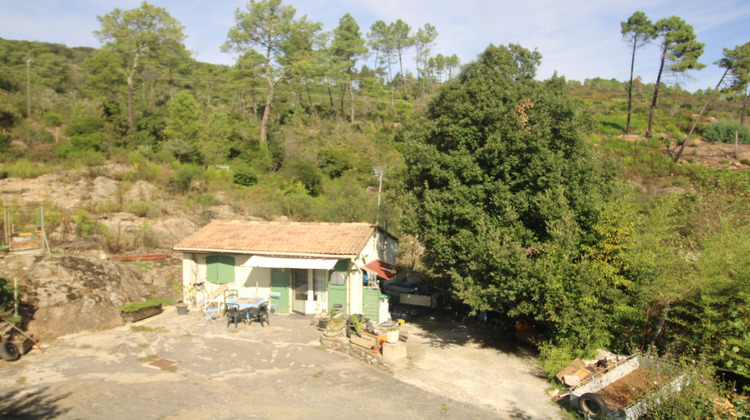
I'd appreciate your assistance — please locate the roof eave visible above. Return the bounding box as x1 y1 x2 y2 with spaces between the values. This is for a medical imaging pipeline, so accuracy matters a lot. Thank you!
173 247 357 260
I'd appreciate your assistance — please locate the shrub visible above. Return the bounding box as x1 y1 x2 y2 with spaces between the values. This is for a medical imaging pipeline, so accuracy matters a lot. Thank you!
95 201 120 214
0 133 11 152
233 166 258 187
119 297 174 313
71 209 101 237
195 193 219 207
0 277 15 311
702 120 750 144
57 133 104 158
64 116 105 137
127 201 150 217
287 161 322 196
0 159 51 178
166 165 203 193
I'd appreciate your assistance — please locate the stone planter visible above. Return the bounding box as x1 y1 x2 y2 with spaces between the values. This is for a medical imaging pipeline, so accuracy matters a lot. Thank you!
120 304 163 322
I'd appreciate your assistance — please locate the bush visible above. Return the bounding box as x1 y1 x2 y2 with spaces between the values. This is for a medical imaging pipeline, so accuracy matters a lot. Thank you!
127 201 150 217
119 297 174 313
0 159 51 178
71 209 101 237
233 166 258 187
702 120 750 145
64 116 105 137
287 161 322 196
195 193 219 207
166 165 202 193
57 133 104 158
0 133 11 152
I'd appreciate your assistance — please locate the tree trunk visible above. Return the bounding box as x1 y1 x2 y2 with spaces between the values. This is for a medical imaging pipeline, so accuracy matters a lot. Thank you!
348 78 355 124
626 40 637 134
673 68 729 163
741 89 749 126
398 53 407 100
150 81 156 113
646 47 667 139
259 76 273 149
327 82 334 111
304 81 316 117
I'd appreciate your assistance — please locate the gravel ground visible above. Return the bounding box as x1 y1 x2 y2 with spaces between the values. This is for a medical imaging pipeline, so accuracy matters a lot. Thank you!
0 308 562 419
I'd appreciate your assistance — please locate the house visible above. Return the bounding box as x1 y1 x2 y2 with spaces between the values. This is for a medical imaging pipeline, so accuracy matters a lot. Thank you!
173 220 399 321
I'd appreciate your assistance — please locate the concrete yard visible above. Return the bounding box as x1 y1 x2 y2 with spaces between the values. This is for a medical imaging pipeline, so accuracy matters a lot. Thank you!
0 309 562 419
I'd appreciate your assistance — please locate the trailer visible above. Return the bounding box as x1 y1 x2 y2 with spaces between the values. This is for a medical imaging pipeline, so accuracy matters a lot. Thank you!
569 354 687 419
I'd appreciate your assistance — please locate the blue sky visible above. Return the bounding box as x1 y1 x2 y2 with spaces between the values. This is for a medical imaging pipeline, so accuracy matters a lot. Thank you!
2 0 749 92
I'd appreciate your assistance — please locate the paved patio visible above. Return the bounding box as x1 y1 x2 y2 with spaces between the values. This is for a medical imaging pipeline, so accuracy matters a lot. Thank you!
0 307 562 419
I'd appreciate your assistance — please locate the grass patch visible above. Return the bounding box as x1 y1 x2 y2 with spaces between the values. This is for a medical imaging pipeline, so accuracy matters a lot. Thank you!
130 325 168 333
137 356 159 363
120 298 174 313
16 377 26 385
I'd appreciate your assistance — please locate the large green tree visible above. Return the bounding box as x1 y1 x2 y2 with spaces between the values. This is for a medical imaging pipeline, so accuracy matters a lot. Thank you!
223 0 322 149
402 44 623 348
94 1 187 131
645 16 705 138
621 11 657 134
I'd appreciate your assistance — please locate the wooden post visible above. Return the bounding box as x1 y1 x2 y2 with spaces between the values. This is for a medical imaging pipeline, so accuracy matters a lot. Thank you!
13 277 18 317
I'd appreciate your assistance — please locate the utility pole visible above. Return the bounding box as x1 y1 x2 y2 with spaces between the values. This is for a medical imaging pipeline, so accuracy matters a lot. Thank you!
24 54 32 117
373 165 387 226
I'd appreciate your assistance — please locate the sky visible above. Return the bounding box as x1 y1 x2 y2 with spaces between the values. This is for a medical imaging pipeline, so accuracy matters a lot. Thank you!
2 0 749 92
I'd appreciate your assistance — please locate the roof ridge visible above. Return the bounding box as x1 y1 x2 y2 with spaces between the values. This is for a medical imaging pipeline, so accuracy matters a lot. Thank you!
207 219 376 227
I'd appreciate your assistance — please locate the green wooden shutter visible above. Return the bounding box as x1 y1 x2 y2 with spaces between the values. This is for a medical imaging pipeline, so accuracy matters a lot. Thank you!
270 268 290 313
206 255 235 284
362 288 381 322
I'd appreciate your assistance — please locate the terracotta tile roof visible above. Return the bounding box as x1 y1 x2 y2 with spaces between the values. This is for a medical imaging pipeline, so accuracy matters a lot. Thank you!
173 220 378 257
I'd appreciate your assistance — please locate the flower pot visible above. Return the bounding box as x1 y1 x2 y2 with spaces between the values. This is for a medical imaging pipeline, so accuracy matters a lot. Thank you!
386 329 400 344
176 303 188 315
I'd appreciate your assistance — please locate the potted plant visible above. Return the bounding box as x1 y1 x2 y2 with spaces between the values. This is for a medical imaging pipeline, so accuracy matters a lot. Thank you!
323 317 346 338
119 298 173 322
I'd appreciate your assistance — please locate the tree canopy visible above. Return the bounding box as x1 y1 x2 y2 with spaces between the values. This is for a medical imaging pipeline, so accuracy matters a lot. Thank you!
94 1 187 131
401 43 623 347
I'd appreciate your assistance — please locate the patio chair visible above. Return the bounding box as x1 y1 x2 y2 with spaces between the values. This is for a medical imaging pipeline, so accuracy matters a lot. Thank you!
246 302 270 327
222 289 239 315
204 284 229 314
200 299 221 325
267 293 281 316
225 303 244 328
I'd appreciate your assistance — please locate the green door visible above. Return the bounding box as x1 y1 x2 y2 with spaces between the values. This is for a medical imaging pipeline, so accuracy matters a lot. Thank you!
328 271 347 314
270 268 290 313
362 288 381 322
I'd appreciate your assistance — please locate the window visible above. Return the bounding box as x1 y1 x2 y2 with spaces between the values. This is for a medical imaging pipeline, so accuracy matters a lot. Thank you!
206 255 235 284
313 270 327 301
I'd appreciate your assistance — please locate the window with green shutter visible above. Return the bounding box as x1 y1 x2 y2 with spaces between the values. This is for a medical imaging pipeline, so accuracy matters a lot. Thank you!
206 255 235 284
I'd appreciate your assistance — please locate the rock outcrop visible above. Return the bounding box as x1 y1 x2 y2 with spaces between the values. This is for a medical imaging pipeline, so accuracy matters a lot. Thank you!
0 253 180 339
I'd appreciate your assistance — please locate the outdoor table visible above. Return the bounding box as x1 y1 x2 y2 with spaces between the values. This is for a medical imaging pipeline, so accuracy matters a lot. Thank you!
226 297 267 309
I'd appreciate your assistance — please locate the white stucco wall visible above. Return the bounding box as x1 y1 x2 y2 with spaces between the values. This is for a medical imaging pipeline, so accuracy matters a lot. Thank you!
181 252 274 309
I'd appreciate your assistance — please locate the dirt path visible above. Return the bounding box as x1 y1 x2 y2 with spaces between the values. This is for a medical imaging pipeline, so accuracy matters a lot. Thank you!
397 316 561 419
0 310 561 419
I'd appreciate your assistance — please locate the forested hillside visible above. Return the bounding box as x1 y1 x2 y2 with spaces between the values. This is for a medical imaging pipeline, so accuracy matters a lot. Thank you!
1 1 749 410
